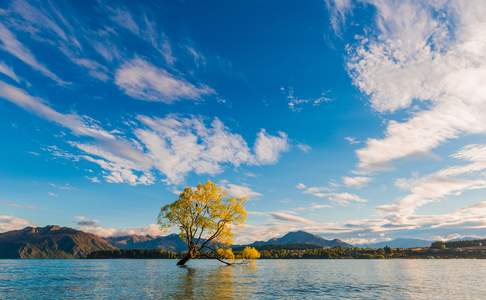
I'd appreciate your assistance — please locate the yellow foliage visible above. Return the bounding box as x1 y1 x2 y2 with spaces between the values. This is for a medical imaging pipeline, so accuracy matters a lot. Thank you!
158 180 247 263
242 247 261 259
216 248 235 260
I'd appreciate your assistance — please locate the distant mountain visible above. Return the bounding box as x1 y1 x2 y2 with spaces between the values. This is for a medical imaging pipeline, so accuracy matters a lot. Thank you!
358 238 432 249
0 225 115 258
243 231 351 249
105 234 187 252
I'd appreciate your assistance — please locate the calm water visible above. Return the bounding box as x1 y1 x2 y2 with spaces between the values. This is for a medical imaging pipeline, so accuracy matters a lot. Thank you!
0 259 484 299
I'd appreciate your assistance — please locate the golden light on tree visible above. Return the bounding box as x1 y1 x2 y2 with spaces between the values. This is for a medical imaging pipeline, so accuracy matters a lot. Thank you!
216 248 235 260
158 180 247 265
242 247 261 259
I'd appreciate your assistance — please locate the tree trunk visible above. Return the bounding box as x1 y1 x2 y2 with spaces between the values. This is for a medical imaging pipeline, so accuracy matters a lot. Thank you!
177 247 195 266
177 254 191 266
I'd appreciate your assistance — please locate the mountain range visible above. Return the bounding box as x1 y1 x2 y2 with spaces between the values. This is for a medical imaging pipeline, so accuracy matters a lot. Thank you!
0 225 458 258
241 230 351 249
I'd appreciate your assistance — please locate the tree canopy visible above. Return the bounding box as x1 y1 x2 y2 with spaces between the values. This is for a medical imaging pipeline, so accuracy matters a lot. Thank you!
158 180 247 265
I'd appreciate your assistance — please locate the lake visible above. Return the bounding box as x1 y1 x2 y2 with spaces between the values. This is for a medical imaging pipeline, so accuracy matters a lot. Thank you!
0 259 484 299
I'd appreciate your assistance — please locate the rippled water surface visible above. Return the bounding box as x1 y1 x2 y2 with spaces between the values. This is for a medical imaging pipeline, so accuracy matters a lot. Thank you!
0 259 485 299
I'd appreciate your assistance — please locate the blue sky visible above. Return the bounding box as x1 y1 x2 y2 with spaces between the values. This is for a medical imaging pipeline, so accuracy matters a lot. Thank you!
1 0 486 244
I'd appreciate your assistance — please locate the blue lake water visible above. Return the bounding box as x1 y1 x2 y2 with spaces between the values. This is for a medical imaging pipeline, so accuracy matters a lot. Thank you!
0 259 484 299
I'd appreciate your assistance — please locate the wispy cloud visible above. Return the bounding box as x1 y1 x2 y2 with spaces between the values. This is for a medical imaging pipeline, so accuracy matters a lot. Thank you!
325 0 352 35
0 81 114 139
0 199 35 210
282 87 331 112
342 176 371 188
294 203 332 211
0 24 65 84
269 212 315 225
220 181 262 200
0 215 32 232
344 136 359 145
75 216 165 237
378 144 486 218
0 61 20 82
297 143 312 153
115 58 214 103
108 6 140 35
297 183 367 204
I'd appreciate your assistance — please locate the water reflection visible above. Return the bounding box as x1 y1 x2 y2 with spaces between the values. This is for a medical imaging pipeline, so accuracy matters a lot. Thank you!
172 262 257 299
172 266 196 299
3 260 486 299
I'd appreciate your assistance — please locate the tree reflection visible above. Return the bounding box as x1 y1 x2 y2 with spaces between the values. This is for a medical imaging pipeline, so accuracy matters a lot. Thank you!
171 262 258 299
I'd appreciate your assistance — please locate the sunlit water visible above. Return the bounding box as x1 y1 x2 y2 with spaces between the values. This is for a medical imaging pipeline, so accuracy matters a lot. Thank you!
0 259 484 299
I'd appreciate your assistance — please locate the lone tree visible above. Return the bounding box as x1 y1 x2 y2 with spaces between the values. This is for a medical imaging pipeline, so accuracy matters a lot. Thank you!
158 181 247 266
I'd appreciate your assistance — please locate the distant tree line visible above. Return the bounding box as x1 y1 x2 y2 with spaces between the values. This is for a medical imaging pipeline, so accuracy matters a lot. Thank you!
431 239 486 249
256 247 393 259
87 249 178 259
87 247 261 260
87 243 486 259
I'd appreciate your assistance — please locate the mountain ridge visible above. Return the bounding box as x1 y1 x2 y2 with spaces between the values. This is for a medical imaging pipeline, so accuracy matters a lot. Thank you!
105 233 187 252
239 230 352 249
0 225 115 258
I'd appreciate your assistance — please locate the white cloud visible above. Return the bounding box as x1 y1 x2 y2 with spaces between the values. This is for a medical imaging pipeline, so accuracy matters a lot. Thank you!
342 176 371 187
75 216 165 237
0 82 290 185
378 144 486 218
221 182 262 200
269 212 315 225
0 215 32 232
115 58 214 103
134 115 254 184
299 184 367 204
0 24 65 84
342 0 486 171
294 203 332 211
253 129 289 164
326 192 367 204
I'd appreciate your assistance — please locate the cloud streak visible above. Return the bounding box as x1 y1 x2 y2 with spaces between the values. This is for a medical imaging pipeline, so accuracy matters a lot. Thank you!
0 24 65 84
115 58 214 103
